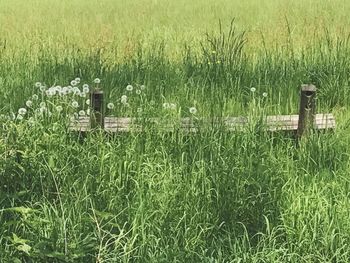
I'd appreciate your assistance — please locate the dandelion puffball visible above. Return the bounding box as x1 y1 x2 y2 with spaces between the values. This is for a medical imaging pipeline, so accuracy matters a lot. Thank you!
163 103 170 109
56 106 63 112
126 85 133 91
18 108 27 115
72 101 79 108
189 107 197 114
82 84 89 93
94 78 101 84
107 102 115 109
26 100 33 107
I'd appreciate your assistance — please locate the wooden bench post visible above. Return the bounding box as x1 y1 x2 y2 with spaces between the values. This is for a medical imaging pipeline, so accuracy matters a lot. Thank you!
90 90 104 129
297 84 316 138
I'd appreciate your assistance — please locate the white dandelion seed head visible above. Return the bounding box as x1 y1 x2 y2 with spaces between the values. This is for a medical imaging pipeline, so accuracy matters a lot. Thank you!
71 101 79 108
126 85 133 91
39 102 46 108
73 87 80 95
136 89 141 95
107 102 115 110
16 114 24 121
75 77 81 83
32 94 39 100
26 100 33 108
170 103 176 110
60 89 68 96
71 80 78 86
85 99 90 105
56 105 63 112
39 106 47 114
46 88 56 97
79 110 86 116
94 78 101 84
189 107 197 114
40 85 46 92
262 92 268 97
121 95 128 104
140 85 146 90
250 87 256 93
79 92 86 98
35 82 42 88
18 108 27 115
163 103 170 109
82 84 89 93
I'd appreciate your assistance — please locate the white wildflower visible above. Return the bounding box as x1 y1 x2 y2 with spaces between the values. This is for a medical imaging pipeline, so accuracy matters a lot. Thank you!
136 89 141 95
94 78 101 84
79 110 86 116
107 102 115 110
32 94 39 100
121 95 127 104
189 107 197 114
82 84 89 93
71 101 79 108
26 100 33 107
262 92 268 97
35 82 42 88
163 103 170 109
250 87 256 92
18 108 27 115
140 85 146 90
85 99 90 105
71 80 78 86
39 106 47 114
39 102 46 108
126 85 133 91
56 105 63 112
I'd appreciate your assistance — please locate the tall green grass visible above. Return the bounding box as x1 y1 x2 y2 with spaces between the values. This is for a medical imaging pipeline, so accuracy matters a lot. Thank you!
1 2 350 262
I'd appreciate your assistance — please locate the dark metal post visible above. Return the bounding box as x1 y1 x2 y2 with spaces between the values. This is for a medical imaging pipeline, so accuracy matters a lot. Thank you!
297 84 316 138
90 90 104 129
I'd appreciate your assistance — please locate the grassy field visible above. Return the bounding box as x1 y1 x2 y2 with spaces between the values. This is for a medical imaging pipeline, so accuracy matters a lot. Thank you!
1 0 350 262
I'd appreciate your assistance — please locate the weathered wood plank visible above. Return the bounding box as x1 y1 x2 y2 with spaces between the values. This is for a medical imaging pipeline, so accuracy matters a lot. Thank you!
69 113 335 133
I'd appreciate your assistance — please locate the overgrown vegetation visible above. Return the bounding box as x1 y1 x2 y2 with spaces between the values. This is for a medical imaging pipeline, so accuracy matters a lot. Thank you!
1 1 350 262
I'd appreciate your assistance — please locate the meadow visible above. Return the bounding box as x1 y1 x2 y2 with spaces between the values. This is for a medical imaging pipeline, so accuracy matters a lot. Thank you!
1 0 350 262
